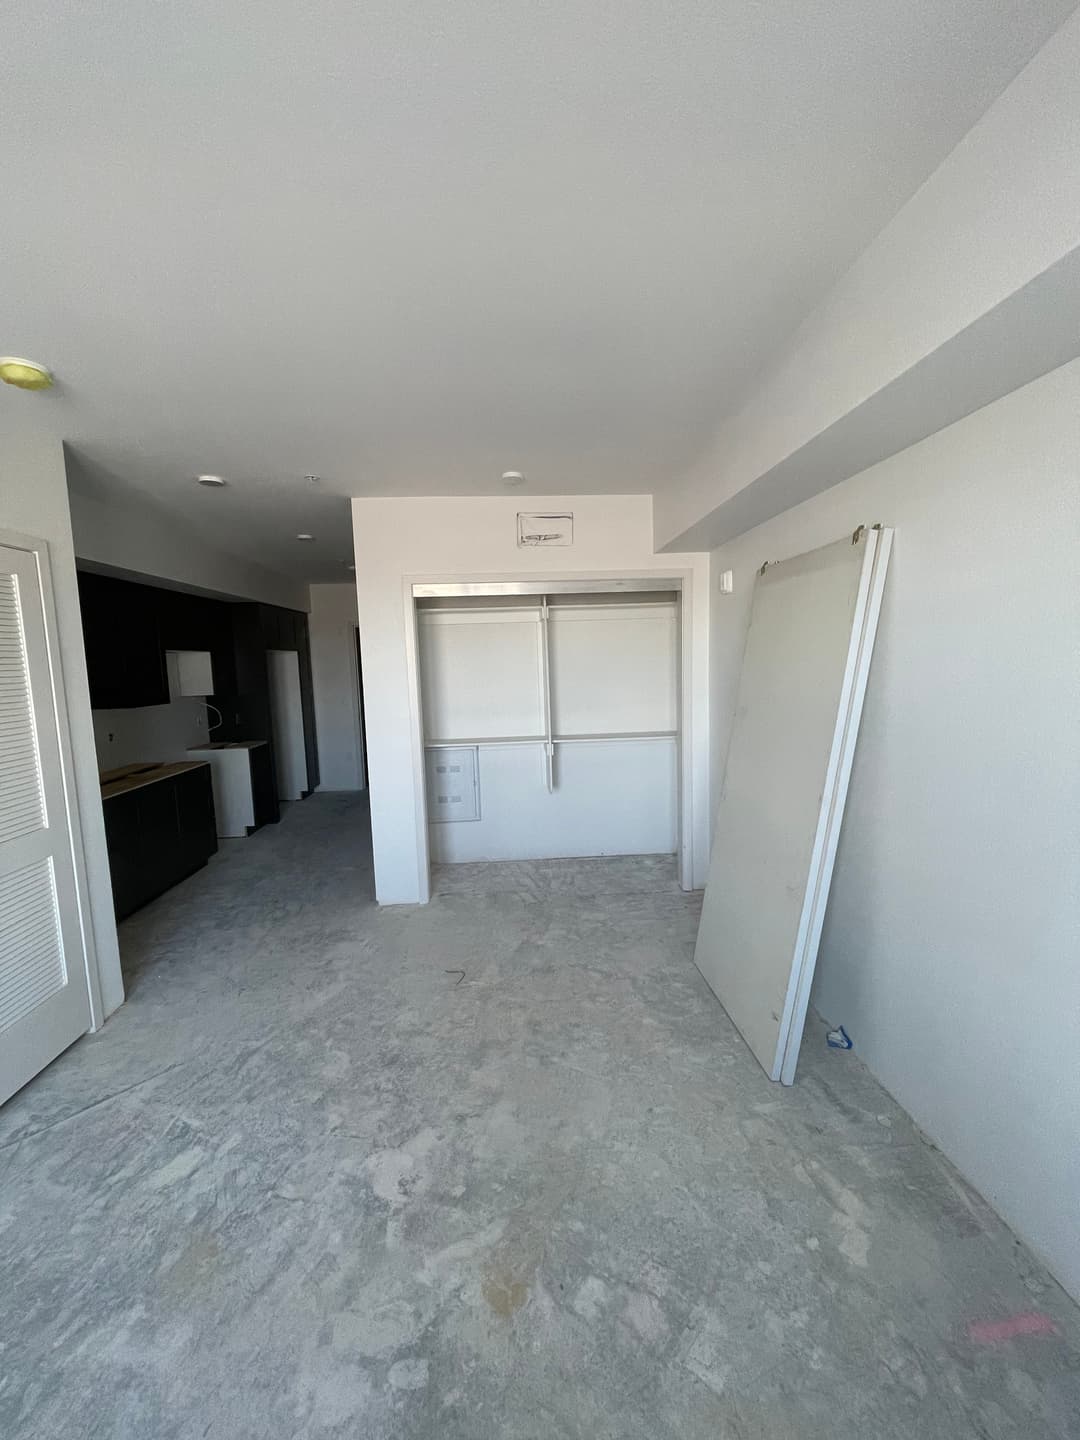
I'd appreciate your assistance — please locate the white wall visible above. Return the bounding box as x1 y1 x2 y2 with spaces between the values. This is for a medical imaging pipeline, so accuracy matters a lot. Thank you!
68 471 308 610
309 583 365 791
708 360 1080 1301
658 11 1080 551
352 495 710 904
1 431 124 1018
93 697 211 771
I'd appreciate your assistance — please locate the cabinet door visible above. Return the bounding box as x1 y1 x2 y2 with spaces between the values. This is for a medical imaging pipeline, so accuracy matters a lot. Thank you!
123 596 169 707
78 572 168 709
297 620 320 791
248 745 280 828
102 791 142 920
174 767 218 867
207 602 238 697
135 781 181 904
78 573 129 709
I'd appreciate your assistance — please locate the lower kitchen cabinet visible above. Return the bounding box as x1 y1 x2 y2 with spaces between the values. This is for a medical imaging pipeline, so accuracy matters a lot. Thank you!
102 763 218 920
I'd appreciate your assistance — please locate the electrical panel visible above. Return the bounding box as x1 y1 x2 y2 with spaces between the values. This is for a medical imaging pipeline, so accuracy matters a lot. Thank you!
425 746 480 823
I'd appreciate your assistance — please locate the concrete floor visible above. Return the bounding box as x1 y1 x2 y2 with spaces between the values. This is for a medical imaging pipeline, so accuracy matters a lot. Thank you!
1 794 1077 1439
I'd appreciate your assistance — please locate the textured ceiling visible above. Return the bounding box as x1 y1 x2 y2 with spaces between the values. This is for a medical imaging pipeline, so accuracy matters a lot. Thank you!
2 1 1074 581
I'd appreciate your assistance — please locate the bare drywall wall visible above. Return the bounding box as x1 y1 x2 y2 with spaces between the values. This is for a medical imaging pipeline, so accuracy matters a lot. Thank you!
309 583 365 792
351 495 710 904
93 698 210 770
708 359 1080 1301
1 430 124 1018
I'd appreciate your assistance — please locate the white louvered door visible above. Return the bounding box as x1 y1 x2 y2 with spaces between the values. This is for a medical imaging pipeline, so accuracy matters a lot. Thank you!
0 541 91 1104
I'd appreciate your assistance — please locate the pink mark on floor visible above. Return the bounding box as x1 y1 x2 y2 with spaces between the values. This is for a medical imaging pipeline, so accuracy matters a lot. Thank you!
967 1313 1059 1345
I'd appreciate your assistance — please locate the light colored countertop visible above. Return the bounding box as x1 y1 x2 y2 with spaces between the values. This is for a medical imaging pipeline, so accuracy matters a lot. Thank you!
100 760 210 801
186 740 268 752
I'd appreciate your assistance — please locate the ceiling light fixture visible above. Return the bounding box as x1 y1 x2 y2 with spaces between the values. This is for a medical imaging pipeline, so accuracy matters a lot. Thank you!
304 474 320 485
196 474 227 487
0 356 53 391
296 533 315 542
501 470 525 487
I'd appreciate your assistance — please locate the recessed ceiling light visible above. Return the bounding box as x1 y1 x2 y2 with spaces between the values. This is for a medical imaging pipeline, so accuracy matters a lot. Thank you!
0 356 53 391
501 470 525 487
296 533 315 542
196 474 227 487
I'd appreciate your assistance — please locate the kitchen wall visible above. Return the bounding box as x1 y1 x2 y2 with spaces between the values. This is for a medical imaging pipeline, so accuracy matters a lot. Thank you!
92 697 214 771
309 583 365 791
67 459 308 611
1 430 124 1018
707 359 1080 1301
352 494 710 905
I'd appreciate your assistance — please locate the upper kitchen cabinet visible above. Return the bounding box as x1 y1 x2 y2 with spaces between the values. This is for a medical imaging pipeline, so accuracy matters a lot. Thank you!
78 572 169 709
157 588 237 696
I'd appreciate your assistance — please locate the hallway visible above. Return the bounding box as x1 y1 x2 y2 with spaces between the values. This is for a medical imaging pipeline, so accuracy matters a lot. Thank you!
2 795 1077 1439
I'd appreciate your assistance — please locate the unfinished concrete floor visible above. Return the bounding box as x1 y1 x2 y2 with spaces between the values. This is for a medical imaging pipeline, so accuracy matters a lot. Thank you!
2 794 1077 1438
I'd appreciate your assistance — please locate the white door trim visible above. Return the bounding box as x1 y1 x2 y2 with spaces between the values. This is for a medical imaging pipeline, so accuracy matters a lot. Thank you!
404 567 698 900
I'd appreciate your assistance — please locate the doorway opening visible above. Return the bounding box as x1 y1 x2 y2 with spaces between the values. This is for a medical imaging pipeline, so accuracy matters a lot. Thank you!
409 577 694 900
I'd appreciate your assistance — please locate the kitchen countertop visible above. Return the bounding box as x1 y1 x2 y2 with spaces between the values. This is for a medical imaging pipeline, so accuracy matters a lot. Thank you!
186 740 268 752
100 760 210 801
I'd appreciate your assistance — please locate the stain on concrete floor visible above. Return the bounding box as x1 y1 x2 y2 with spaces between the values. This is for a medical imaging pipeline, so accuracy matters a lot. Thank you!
0 794 1076 1438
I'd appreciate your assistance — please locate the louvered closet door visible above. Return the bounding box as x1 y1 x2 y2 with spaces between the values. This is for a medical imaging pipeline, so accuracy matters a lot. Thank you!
0 542 91 1105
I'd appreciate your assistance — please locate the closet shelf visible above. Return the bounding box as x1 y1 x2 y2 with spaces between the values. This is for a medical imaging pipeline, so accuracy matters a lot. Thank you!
553 731 677 744
425 735 545 748
424 731 677 748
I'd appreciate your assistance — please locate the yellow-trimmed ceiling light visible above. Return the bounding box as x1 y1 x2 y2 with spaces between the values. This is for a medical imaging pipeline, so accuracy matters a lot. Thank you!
0 357 54 391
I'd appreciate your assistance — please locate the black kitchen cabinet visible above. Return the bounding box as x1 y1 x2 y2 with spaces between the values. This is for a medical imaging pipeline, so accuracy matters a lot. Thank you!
79 571 243 711
248 740 279 829
218 601 319 797
79 568 320 812
297 624 320 792
173 765 218 860
101 790 142 919
102 765 218 921
78 572 169 709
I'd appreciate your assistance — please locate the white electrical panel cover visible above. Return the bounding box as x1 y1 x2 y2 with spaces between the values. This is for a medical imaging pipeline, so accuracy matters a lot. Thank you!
425 746 480 823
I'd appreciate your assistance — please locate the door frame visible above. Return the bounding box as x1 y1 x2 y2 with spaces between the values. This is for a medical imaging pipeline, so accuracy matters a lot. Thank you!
1 527 104 1032
403 570 698 903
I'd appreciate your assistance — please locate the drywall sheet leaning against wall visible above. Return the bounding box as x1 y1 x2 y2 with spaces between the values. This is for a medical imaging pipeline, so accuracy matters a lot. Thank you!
695 526 892 1084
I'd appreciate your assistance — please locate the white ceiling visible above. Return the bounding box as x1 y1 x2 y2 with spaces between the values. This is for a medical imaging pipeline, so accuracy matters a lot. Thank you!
2 1 1073 582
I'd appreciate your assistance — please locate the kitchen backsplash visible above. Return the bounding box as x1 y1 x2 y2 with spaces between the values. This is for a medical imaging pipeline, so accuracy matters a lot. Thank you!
93 697 212 771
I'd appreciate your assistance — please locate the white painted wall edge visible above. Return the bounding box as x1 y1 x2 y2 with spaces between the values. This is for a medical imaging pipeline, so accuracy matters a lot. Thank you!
309 583 365 791
351 495 709 906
